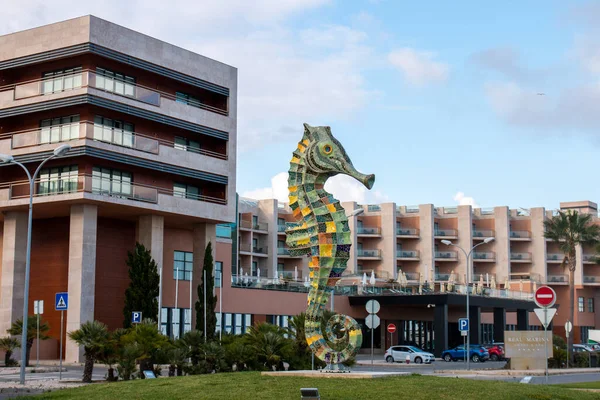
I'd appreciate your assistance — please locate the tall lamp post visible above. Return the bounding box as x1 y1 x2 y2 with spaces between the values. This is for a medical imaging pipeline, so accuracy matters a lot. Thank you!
0 144 72 385
441 237 494 371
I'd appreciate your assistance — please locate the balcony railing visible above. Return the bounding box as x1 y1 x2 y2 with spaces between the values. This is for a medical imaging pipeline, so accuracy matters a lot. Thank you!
405 205 419 213
547 253 564 262
584 276 600 284
396 228 419 236
510 230 531 239
548 275 568 283
510 252 532 261
435 251 458 260
240 220 268 231
509 272 541 282
5 70 228 115
277 247 290 255
396 250 419 259
435 273 450 281
2 174 226 205
583 254 597 263
473 229 494 238
473 252 495 261
277 224 287 232
2 121 228 160
357 227 381 235
357 249 381 258
434 229 457 237
253 246 268 255
367 205 381 212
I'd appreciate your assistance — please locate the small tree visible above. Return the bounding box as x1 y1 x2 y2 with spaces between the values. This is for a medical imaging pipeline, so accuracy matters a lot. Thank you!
123 243 160 329
7 317 50 367
0 337 20 367
122 319 168 378
195 242 217 338
68 320 110 383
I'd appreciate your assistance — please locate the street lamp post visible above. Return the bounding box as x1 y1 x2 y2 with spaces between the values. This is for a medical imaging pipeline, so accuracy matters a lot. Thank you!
0 144 71 385
441 237 494 371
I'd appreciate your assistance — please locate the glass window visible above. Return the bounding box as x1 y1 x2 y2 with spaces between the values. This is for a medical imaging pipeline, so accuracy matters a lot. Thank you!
40 115 80 144
183 308 192 334
244 314 252 333
216 313 222 333
42 67 83 95
171 308 180 339
579 297 585 312
173 251 193 281
160 308 168 336
176 91 202 108
235 314 242 334
588 298 594 313
96 67 136 97
225 313 232 334
215 261 222 288
93 115 134 148
91 167 132 197
173 183 201 200
252 261 258 276
174 136 201 153
39 165 78 195
216 224 231 239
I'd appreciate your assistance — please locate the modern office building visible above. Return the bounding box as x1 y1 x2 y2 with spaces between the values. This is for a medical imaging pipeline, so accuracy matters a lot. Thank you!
213 197 600 355
0 16 237 362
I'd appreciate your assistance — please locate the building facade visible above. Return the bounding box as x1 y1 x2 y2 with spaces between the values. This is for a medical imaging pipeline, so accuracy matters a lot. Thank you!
0 16 237 361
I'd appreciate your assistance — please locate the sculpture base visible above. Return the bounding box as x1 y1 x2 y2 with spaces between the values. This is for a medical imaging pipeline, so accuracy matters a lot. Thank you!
321 364 350 373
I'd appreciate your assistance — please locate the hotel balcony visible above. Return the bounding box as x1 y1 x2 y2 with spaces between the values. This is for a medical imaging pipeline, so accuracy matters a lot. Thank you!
583 254 597 264
434 251 458 261
509 230 531 241
434 229 457 239
277 224 287 233
472 230 495 240
547 253 564 263
239 219 269 232
584 276 600 285
0 175 228 221
239 244 268 256
396 250 419 261
276 247 302 258
510 252 532 262
357 249 382 259
434 273 450 282
473 252 495 262
356 227 382 237
396 228 419 238
547 274 568 284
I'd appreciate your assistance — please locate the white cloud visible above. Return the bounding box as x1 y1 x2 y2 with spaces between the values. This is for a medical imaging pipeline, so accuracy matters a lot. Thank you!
242 172 389 204
388 48 449 86
453 192 478 208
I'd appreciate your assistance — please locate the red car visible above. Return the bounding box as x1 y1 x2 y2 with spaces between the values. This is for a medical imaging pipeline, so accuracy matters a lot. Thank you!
484 344 505 361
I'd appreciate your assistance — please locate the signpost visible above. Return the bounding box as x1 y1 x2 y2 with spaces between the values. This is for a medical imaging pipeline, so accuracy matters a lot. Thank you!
458 318 469 363
533 286 557 383
565 321 572 369
55 292 68 380
365 300 380 370
33 300 43 368
132 311 142 324
387 324 396 349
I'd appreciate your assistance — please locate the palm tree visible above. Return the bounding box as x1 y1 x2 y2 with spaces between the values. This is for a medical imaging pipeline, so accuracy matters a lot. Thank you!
121 319 168 378
247 323 291 370
0 337 20 367
68 320 110 383
7 317 50 367
544 210 600 363
181 330 204 366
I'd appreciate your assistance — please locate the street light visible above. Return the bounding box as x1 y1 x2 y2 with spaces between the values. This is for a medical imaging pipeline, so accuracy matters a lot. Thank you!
441 236 494 370
0 144 72 384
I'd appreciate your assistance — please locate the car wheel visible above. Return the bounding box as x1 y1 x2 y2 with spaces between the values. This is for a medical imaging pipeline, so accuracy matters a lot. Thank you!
471 354 480 363
443 354 452 362
386 356 394 363
414 357 423 364
490 354 498 362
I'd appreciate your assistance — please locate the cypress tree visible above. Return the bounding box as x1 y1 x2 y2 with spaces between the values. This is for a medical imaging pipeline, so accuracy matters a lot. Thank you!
195 242 217 338
123 243 160 328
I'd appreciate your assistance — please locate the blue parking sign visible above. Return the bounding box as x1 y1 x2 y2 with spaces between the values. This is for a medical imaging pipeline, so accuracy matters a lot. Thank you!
459 318 469 332
55 292 68 310
132 311 142 324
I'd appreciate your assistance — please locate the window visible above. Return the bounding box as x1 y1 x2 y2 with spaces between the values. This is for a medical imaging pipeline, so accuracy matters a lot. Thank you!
39 165 78 195
176 91 202 108
278 218 285 226
40 115 80 143
174 136 201 153
216 224 231 239
252 216 258 227
217 313 251 335
215 261 222 288
93 115 134 147
252 261 258 276
161 307 192 339
42 67 83 94
588 298 595 313
277 263 284 274
579 297 585 312
173 183 200 200
160 308 168 336
252 238 258 251
96 67 135 97
174 251 193 281
92 167 132 197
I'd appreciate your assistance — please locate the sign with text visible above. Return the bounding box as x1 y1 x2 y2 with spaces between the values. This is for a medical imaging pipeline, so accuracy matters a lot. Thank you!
505 331 553 359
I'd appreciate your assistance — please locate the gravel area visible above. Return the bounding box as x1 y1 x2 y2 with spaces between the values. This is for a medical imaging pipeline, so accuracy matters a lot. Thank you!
0 379 84 395
0 368 65 376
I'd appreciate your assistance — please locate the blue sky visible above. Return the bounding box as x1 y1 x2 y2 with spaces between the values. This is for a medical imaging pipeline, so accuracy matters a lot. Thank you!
3 0 599 209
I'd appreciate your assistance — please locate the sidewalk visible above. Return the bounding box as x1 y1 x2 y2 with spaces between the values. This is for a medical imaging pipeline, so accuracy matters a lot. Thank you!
435 368 600 376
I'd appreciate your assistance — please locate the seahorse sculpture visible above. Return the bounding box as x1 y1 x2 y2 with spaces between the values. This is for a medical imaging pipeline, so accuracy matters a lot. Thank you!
286 123 375 368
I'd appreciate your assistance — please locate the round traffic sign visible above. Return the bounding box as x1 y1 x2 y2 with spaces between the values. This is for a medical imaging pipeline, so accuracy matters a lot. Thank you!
565 321 572 333
387 324 396 333
534 286 556 308
366 314 380 329
366 299 380 314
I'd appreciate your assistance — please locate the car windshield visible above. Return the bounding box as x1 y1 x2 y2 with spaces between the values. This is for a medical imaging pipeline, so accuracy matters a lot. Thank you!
407 346 424 353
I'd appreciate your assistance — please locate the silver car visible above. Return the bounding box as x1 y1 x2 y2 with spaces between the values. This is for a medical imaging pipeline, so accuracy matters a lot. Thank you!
384 345 435 364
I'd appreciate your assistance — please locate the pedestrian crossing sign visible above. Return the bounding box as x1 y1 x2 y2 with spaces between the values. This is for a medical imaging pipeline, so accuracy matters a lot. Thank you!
55 292 68 310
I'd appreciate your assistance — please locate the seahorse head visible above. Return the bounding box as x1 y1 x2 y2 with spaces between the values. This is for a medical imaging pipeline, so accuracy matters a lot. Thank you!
302 123 375 189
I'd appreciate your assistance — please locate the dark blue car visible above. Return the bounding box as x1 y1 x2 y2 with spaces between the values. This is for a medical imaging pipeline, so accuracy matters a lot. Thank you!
441 344 489 362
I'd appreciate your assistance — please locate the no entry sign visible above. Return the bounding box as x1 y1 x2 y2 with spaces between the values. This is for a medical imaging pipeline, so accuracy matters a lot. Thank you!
387 324 397 333
534 286 556 308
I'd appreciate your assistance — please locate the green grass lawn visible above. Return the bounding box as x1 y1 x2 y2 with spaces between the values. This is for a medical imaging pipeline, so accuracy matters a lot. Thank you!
32 372 597 400
557 381 600 390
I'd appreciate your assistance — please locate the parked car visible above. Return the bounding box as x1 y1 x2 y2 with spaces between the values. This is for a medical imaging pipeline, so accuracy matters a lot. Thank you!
441 345 489 363
484 344 505 361
384 345 435 364
573 344 595 353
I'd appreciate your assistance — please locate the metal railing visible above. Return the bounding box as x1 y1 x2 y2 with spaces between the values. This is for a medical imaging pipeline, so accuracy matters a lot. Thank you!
473 229 494 238
367 205 381 212
356 227 381 235
583 254 597 263
434 229 457 237
435 251 458 259
435 273 450 281
405 205 419 213
444 207 458 214
548 275 568 283
510 230 531 239
510 252 532 261
473 252 495 260
277 247 290 255
277 224 287 232
584 276 599 283
396 228 419 236
239 220 269 231
480 208 494 215
5 70 228 115
253 246 268 255
357 249 381 257
547 253 563 262
397 250 419 258
509 272 541 282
